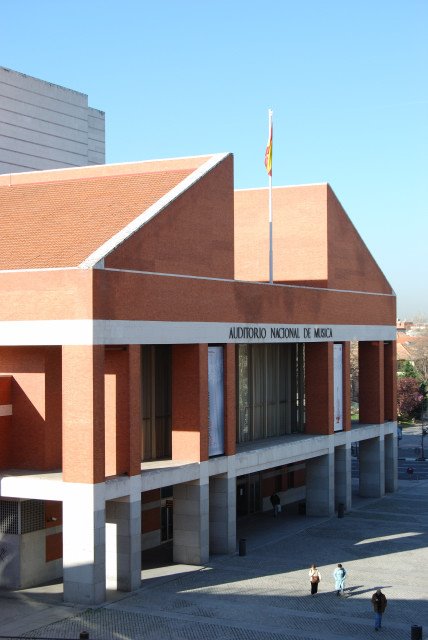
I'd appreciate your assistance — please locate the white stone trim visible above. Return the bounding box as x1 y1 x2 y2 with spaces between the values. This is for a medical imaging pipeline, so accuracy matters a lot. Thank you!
103 266 395 298
0 319 396 346
0 423 397 501
0 404 12 416
79 153 230 269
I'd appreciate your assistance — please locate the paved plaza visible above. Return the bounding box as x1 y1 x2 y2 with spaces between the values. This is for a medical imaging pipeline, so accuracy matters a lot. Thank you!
1 472 428 640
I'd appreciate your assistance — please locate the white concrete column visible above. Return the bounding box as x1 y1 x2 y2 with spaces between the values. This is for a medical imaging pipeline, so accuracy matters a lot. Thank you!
173 478 209 564
209 472 236 554
306 452 335 516
359 436 385 498
63 483 106 604
106 477 141 591
334 444 352 511
385 432 398 493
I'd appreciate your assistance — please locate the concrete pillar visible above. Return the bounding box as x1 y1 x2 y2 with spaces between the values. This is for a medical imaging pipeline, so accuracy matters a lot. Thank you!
63 483 106 604
385 432 398 493
306 452 335 516
173 478 209 564
359 342 384 425
209 472 236 554
106 478 141 591
334 445 352 511
172 344 208 462
359 437 385 498
305 343 334 435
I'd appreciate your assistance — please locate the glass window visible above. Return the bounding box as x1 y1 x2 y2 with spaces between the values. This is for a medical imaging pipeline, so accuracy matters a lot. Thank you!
141 345 172 461
237 343 305 443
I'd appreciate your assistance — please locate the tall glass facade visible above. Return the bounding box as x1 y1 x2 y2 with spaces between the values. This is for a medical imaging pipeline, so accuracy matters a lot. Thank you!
237 343 305 443
141 345 172 461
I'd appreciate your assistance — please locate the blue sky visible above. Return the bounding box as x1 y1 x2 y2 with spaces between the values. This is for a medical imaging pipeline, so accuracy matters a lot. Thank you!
2 0 427 318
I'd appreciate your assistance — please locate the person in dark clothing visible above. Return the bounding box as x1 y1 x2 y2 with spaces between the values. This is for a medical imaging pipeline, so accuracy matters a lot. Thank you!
309 564 321 595
371 589 387 631
270 493 280 517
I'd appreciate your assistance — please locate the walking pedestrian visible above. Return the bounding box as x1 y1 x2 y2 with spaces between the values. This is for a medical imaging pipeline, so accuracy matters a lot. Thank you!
371 589 387 631
309 564 321 595
270 493 280 517
333 563 347 595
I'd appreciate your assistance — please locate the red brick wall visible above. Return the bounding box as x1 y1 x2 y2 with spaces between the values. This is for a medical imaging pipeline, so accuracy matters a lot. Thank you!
94 269 396 327
105 348 129 477
104 346 141 477
4 349 45 468
62 345 105 483
105 155 235 279
171 344 208 461
359 341 385 424
45 501 62 529
142 489 160 503
384 341 397 421
342 342 351 431
0 375 12 469
327 186 392 294
142 507 161 533
46 532 62 562
305 343 334 434
234 185 329 284
44 347 62 469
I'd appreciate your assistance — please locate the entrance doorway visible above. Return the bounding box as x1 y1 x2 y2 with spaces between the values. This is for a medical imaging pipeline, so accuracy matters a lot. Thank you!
237 473 261 517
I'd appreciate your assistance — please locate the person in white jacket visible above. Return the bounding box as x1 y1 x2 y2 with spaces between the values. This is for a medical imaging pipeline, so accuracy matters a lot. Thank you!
333 563 347 595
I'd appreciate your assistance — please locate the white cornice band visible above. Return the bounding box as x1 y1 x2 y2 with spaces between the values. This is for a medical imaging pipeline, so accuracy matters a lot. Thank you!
0 320 396 346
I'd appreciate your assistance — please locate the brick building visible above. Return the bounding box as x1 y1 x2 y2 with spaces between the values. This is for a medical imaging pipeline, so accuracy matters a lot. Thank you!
0 153 397 603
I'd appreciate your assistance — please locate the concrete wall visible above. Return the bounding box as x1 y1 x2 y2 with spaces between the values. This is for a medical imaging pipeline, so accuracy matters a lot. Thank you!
0 67 105 174
0 529 62 589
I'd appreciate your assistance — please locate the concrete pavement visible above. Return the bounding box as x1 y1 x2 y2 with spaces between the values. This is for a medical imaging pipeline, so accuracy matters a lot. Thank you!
1 475 428 640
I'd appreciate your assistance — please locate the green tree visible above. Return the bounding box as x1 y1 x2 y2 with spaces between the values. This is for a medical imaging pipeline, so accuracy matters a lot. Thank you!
398 360 418 378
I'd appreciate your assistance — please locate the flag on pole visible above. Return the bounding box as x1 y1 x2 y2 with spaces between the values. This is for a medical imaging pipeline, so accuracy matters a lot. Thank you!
264 110 273 176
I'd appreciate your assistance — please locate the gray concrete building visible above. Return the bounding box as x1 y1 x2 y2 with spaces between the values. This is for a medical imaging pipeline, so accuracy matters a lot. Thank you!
0 67 105 174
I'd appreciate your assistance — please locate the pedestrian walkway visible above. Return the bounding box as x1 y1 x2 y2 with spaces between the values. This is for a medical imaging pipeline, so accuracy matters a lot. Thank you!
1 478 428 640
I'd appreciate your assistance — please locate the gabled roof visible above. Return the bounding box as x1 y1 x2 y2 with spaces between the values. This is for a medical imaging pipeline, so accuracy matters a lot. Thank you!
397 342 413 361
0 154 227 270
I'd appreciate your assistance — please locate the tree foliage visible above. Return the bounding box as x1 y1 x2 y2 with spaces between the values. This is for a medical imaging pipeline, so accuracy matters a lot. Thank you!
397 377 424 420
398 360 418 378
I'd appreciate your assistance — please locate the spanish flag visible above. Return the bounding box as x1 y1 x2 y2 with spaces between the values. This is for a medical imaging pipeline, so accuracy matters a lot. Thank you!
264 110 273 176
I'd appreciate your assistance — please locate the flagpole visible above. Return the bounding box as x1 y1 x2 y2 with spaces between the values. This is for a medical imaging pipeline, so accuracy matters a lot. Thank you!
268 109 273 284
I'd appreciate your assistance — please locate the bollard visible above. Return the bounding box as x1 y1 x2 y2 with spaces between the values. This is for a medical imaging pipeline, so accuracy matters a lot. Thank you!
79 632 89 640
411 624 422 640
238 538 246 556
337 503 345 519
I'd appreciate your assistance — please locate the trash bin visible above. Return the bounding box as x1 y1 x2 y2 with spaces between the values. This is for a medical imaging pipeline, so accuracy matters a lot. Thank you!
79 632 90 640
411 624 422 640
337 503 345 519
238 538 246 556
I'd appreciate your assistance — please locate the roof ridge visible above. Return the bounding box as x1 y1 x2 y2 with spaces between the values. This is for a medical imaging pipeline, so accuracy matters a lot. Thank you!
0 154 222 187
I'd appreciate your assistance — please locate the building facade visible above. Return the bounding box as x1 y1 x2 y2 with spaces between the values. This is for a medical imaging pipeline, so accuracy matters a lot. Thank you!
0 67 105 174
0 153 397 604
